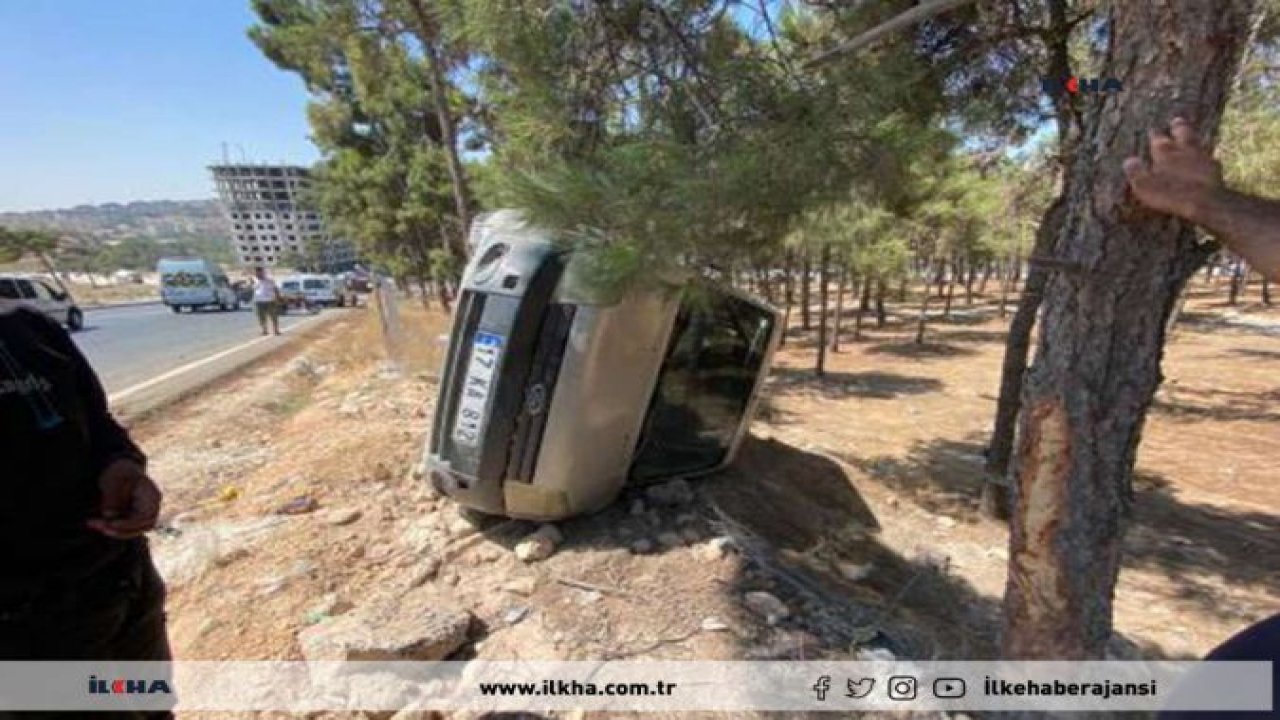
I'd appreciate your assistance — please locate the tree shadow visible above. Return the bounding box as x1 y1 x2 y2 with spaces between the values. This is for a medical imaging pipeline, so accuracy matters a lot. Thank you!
846 435 1279 626
1152 386 1280 423
930 327 1009 344
1175 311 1280 338
865 341 979 359
844 435 989 517
769 367 945 401
1230 347 1280 361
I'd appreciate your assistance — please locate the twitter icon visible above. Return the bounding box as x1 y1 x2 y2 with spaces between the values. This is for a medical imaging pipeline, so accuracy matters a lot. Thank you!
846 677 876 699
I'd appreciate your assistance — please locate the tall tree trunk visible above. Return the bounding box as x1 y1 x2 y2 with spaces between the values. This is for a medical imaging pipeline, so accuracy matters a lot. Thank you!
405 0 473 264
943 258 958 318
815 245 830 377
978 262 993 296
964 260 977 305
1262 277 1272 306
832 263 847 352
985 198 1066 520
1228 257 1245 304
1002 0 1249 660
781 250 795 348
896 276 908 303
800 250 813 331
854 275 870 342
915 260 935 345
998 256 1016 319
874 279 887 328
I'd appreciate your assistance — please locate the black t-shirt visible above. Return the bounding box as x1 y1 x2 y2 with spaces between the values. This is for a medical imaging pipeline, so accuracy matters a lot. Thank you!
0 306 144 582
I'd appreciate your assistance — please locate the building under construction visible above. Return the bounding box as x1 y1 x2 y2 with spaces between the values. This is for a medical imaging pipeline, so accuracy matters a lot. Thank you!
209 163 356 270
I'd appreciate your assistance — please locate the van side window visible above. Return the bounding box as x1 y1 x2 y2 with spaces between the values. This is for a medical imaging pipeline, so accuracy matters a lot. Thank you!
0 279 19 299
631 290 775 481
15 279 37 299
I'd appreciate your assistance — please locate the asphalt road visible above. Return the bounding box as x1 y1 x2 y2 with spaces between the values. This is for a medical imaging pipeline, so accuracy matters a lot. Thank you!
73 303 315 394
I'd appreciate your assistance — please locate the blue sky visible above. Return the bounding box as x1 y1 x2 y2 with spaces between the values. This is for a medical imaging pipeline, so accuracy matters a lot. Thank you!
0 0 318 212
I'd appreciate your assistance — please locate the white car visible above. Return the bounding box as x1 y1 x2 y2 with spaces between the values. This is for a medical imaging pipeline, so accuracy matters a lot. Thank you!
0 274 85 331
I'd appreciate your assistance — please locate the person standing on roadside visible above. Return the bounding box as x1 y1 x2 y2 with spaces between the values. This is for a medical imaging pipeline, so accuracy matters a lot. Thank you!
252 266 282 336
0 304 171 719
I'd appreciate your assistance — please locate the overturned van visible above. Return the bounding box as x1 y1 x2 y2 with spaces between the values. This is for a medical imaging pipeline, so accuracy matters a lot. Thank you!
424 210 782 520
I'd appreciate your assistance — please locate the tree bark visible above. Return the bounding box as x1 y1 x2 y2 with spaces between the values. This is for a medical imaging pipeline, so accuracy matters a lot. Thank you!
780 250 794 348
1228 257 1245 304
1262 277 1272 306
943 258 958 318
1002 0 1250 660
874 279 887 328
800 249 813 331
815 245 830 377
915 261 935 345
832 263 847 352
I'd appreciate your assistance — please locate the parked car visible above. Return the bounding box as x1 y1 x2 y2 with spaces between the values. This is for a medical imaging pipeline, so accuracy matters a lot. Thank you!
156 257 239 313
277 276 309 313
298 274 358 308
422 210 782 521
0 274 84 331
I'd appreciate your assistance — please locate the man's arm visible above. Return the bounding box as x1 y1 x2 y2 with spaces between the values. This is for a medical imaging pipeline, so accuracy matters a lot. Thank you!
1123 117 1280 281
22 309 160 538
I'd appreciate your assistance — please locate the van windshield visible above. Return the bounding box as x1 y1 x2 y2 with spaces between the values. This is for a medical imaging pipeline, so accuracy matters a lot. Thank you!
630 290 774 481
303 279 327 290
162 271 210 288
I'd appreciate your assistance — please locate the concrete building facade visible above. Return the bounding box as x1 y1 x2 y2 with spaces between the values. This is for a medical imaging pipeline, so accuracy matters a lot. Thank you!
209 164 356 270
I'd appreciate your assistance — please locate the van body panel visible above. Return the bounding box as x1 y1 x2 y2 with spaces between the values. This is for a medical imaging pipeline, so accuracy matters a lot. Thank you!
425 210 781 520
156 258 237 310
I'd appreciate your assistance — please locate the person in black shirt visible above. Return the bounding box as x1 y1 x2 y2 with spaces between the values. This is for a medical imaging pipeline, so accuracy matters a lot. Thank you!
0 305 170 715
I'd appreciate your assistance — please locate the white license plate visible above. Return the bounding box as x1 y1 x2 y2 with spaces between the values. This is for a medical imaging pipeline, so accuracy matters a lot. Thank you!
452 331 504 447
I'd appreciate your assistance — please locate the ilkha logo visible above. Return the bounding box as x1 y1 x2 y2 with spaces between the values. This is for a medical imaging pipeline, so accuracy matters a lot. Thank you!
88 676 172 695
1040 76 1124 95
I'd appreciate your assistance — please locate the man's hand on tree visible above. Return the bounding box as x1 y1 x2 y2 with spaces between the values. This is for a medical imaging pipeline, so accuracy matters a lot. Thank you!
1123 117 1224 223
88 458 162 539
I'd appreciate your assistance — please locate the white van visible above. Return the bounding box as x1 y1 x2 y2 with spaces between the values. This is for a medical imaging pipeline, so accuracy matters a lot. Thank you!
0 274 84 331
156 258 239 313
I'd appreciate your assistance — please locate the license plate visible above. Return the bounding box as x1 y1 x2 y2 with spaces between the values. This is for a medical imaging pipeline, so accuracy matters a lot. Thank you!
452 331 504 447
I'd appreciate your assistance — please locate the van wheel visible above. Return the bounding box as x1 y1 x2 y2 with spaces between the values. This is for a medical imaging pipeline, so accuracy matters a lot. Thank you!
66 308 84 332
170 305 182 314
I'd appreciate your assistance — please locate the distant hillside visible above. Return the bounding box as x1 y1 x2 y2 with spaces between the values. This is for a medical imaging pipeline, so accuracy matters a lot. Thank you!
0 199 229 242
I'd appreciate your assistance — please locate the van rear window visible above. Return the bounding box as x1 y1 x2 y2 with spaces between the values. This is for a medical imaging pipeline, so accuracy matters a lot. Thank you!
162 272 210 288
303 279 327 290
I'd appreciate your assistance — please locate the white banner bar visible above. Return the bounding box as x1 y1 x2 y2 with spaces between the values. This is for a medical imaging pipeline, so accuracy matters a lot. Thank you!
0 661 1269 712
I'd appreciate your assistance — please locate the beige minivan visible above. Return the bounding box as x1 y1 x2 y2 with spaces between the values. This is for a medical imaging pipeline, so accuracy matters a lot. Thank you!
424 211 782 521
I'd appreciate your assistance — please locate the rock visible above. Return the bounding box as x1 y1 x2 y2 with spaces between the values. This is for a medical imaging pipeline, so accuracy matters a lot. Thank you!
837 562 874 582
445 512 478 540
629 499 647 516
856 647 897 662
936 515 957 529
514 524 562 563
700 617 730 632
297 593 472 662
680 527 702 544
322 508 362 526
196 618 220 638
575 590 603 606
305 593 354 624
675 513 698 526
405 557 442 588
697 536 734 562
629 538 655 555
657 531 683 549
208 438 224 449
503 606 530 625
277 495 319 515
743 591 790 626
287 356 319 378
501 577 538 596
470 544 505 565
645 479 694 507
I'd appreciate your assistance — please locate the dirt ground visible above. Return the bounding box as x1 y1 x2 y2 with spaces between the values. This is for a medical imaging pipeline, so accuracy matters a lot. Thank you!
124 282 1279 713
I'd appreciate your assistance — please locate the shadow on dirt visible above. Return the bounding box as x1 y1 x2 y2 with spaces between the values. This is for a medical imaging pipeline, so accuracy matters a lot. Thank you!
847 435 1279 626
769 368 945 401
1153 386 1280 423
865 341 979 359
